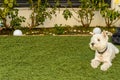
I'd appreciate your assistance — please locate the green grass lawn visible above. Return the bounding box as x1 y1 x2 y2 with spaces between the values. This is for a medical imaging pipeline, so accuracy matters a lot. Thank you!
0 36 120 80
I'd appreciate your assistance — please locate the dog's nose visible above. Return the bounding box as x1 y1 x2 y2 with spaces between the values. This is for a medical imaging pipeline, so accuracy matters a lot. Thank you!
91 43 95 46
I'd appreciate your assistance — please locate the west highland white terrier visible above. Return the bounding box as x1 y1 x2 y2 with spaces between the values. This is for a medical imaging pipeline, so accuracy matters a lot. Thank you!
89 31 119 71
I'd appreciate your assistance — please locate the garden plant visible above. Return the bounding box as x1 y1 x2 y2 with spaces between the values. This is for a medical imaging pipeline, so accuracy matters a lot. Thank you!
62 0 95 27
28 0 58 29
100 8 120 27
62 0 120 28
0 0 25 29
94 0 120 27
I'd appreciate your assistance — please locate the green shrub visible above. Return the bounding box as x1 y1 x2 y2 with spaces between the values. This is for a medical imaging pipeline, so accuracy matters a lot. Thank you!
54 24 65 35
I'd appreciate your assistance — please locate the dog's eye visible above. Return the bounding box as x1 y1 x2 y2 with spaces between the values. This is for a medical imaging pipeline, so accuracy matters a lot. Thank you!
98 39 100 41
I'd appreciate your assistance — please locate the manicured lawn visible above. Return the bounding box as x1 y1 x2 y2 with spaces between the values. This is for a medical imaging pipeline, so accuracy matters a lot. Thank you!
0 36 120 80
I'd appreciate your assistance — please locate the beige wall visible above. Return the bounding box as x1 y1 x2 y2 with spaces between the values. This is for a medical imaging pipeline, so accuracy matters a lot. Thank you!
18 7 120 28
111 0 120 11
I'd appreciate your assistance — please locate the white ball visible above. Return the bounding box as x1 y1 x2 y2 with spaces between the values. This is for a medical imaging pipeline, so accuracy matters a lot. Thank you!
13 29 23 36
93 27 101 34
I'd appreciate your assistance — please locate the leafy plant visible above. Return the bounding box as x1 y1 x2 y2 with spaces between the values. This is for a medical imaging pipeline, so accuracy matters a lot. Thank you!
62 8 72 20
90 0 120 27
0 0 25 29
28 0 57 29
62 0 118 27
62 0 95 27
100 9 120 27
91 0 109 10
99 1 120 27
0 0 17 28
8 9 26 29
77 8 94 27
54 24 64 35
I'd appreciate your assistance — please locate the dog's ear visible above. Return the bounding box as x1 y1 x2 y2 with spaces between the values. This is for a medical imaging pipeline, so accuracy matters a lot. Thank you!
89 32 95 35
105 31 112 36
102 30 108 38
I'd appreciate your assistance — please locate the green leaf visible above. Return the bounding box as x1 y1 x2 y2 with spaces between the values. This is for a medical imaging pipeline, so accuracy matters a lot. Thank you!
4 0 9 4
10 0 14 3
8 3 13 8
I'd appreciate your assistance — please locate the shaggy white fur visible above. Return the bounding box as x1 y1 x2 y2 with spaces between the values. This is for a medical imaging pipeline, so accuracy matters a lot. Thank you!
89 31 119 71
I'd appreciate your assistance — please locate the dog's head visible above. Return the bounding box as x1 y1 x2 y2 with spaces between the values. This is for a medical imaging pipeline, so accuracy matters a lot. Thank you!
89 31 108 51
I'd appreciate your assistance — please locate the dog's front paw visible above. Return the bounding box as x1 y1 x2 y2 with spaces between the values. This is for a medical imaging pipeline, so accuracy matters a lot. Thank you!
91 59 100 69
100 62 112 71
100 65 108 71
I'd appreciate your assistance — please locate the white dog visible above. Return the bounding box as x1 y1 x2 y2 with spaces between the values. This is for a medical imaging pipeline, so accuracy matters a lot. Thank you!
89 31 119 71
